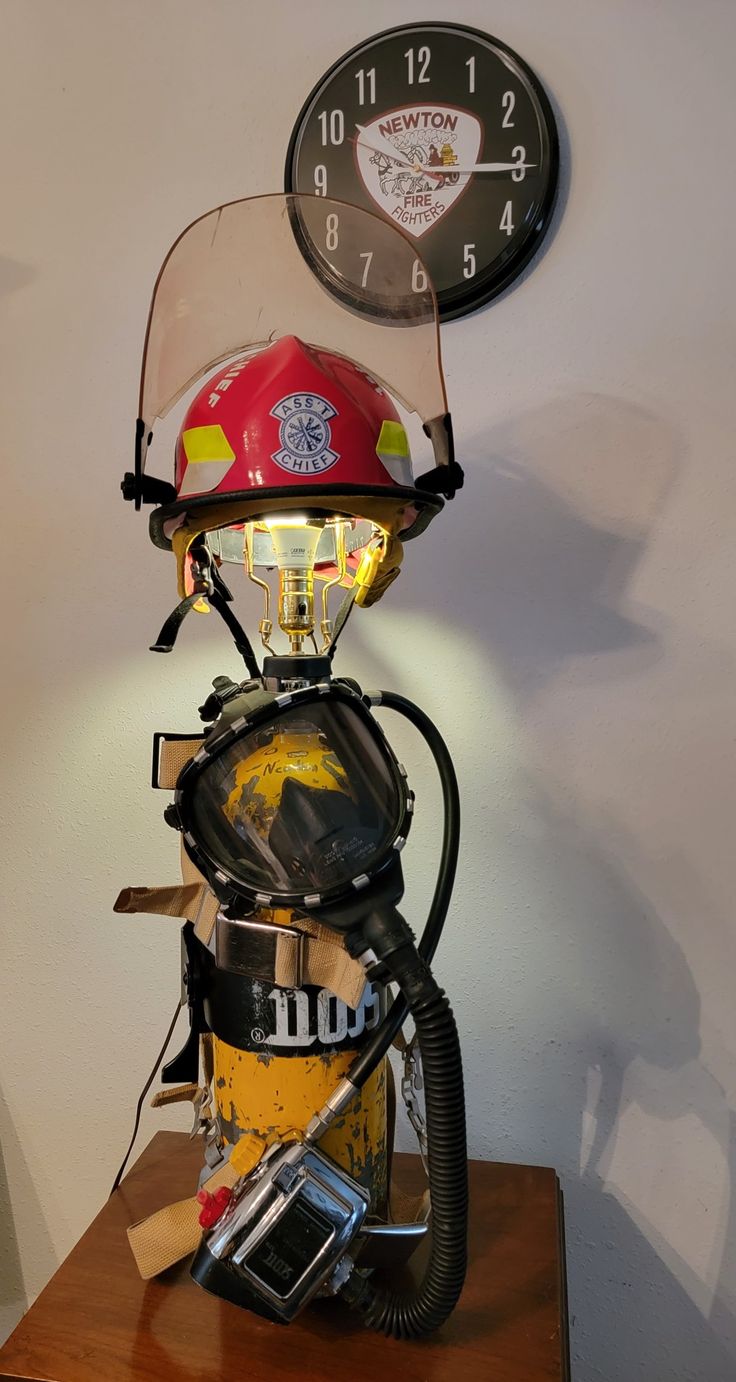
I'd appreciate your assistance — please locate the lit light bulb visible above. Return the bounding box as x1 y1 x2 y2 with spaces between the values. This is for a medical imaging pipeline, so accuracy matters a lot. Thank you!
243 515 357 653
264 517 324 650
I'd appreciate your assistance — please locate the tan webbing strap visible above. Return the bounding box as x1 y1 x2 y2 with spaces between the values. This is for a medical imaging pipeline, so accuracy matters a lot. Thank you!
154 736 205 789
389 1181 431 1226
179 847 220 944
201 1032 214 1089
127 1132 266 1280
115 882 202 921
272 916 367 1009
127 1159 236 1279
113 880 220 947
114 842 218 945
149 1037 215 1121
115 867 367 1008
150 1082 200 1109
148 1080 211 1124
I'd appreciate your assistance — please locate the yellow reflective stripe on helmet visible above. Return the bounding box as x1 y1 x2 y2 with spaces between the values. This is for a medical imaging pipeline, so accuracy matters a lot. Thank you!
376 419 409 457
376 419 412 486
180 424 236 497
182 424 235 463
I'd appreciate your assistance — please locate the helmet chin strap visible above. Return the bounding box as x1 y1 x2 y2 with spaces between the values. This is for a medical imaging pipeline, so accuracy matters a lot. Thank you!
327 588 357 661
150 541 261 678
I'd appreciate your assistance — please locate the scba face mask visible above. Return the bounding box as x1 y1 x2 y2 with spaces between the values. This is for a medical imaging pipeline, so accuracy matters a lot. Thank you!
170 682 413 913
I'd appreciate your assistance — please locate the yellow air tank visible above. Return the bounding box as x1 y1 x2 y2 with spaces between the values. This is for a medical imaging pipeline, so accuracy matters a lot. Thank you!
200 722 388 1212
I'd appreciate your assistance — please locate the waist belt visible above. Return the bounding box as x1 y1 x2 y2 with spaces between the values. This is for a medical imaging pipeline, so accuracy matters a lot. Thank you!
126 1044 429 1281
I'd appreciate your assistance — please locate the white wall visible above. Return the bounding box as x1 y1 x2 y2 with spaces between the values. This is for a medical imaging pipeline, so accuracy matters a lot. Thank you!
2 1 735 1374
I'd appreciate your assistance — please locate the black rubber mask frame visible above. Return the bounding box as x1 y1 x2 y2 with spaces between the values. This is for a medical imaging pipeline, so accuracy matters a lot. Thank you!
174 682 414 914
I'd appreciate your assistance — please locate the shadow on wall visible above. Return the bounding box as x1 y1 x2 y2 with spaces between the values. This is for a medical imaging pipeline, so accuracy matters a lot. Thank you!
354 393 736 1377
518 803 736 1380
0 1128 25 1344
0 1087 57 1345
0 256 35 301
369 390 678 701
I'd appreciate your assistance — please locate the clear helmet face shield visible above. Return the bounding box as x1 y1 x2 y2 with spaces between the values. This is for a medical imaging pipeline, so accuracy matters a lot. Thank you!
135 193 453 502
176 689 413 908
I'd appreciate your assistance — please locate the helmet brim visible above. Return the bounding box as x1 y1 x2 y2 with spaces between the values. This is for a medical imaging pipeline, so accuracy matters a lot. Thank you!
149 484 443 550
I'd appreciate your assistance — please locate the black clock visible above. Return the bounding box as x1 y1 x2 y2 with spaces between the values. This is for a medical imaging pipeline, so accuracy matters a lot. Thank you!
285 22 560 322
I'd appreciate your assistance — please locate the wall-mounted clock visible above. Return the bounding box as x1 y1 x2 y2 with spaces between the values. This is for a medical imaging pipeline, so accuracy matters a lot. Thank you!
285 22 560 321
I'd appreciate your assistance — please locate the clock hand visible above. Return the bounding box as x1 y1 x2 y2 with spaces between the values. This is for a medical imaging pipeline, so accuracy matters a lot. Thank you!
355 129 534 178
354 125 421 171
424 160 537 175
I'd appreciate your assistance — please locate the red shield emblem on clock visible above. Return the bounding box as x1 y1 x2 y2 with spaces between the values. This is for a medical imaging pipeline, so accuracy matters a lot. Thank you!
355 104 482 239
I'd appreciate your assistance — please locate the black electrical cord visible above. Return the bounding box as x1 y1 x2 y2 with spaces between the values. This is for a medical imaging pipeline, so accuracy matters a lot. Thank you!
346 690 460 1089
341 923 468 1338
110 999 183 1195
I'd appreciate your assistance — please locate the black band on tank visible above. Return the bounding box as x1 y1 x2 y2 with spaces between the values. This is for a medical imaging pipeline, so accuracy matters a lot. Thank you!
200 948 385 1057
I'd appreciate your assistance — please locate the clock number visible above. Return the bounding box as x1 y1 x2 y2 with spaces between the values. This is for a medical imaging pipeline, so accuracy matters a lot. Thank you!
359 251 373 287
511 146 526 182
411 258 428 293
313 164 327 196
501 91 515 128
325 213 339 252
500 201 515 237
318 109 345 146
405 45 431 84
355 67 376 106
463 244 476 279
465 55 475 94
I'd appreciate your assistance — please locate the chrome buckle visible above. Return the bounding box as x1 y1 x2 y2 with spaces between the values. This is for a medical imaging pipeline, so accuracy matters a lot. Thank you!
215 913 304 988
358 1220 429 1269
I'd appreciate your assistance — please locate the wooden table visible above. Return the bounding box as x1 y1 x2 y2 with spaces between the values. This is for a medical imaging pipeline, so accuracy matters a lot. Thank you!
0 1132 570 1381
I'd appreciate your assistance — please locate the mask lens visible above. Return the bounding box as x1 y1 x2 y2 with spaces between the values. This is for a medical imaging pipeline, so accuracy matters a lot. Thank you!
188 699 402 897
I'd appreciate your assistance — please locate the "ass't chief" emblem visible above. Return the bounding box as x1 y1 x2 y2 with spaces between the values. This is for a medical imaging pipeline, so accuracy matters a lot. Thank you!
270 393 340 475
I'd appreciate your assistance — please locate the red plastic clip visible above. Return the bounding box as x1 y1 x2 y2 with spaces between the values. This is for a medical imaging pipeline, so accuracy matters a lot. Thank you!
197 1184 234 1229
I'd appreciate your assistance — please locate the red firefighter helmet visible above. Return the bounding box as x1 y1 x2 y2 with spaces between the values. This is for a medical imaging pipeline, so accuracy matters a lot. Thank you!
150 335 442 557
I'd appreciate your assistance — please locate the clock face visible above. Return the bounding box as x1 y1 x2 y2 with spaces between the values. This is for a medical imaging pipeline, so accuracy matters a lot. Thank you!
285 23 560 321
